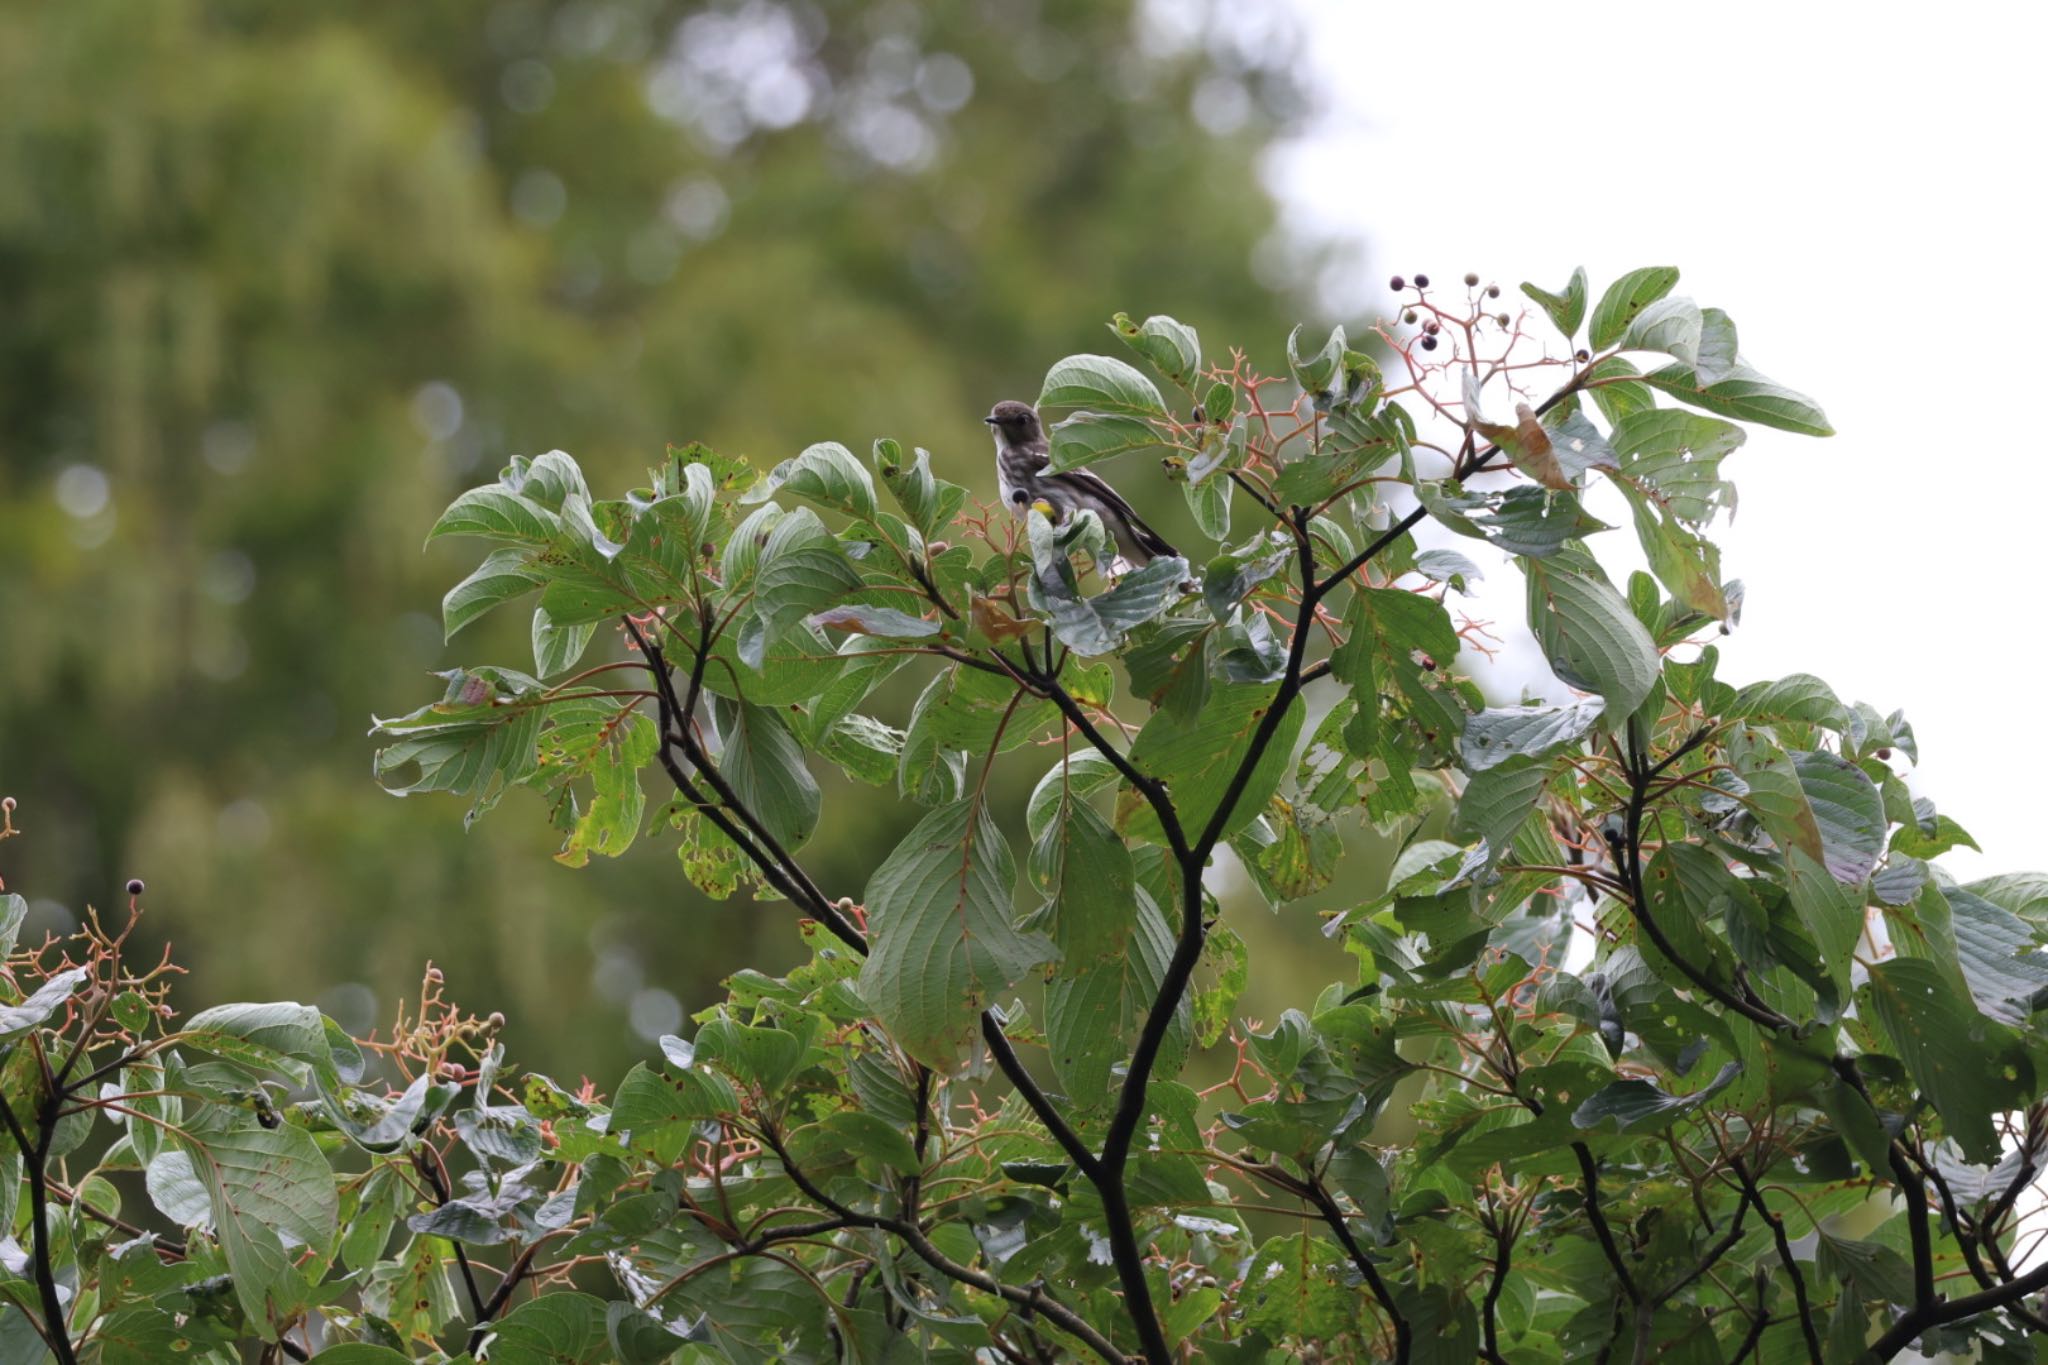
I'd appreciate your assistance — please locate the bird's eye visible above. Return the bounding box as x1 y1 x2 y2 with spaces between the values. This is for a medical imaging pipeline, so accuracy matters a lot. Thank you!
1010 490 1028 506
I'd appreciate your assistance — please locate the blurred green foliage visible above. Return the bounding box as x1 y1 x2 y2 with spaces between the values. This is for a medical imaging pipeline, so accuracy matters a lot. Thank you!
0 0 1325 1085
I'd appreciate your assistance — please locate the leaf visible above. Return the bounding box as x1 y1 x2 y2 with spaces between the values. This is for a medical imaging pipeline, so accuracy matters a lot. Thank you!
1588 266 1680 349
1521 266 1588 337
1523 553 1658 716
1047 410 1169 471
428 484 561 548
1944 885 2048 1026
873 440 966 540
1460 699 1605 773
1866 958 2023 1163
1609 409 1744 526
803 603 939 640
1202 534 1293 623
531 606 596 678
1730 673 1851 731
1453 759 1552 867
817 1110 920 1175
181 1001 329 1082
1571 1060 1740 1133
181 1120 337 1333
1413 549 1482 592
443 547 541 640
1030 785 1138 964
1286 323 1347 396
1696 307 1740 385
1622 295 1703 366
748 507 867 662
1640 362 1834 437
711 698 821 852
857 801 1053 1067
485 1291 614 1365
1047 888 1184 1106
0 967 88 1039
1617 481 1726 619
1477 401 1570 490
1038 354 1166 415
1123 683 1304 846
1112 312 1201 386
1791 750 1885 883
740 441 876 519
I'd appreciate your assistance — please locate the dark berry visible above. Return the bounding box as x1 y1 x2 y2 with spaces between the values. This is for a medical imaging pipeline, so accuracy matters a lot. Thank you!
1497 313 1512 327
1422 319 1440 334
1463 272 1480 287
125 878 145 896
1389 275 1406 291
1486 284 1501 298
1420 335 1439 351
1413 273 1431 288
1875 747 1893 760
1574 349 1591 363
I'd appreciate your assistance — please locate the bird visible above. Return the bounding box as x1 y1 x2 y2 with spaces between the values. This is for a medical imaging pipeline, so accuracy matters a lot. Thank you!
983 400 1177 568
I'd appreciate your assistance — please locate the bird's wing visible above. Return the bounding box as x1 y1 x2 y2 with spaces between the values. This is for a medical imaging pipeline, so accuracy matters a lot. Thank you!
1044 468 1179 561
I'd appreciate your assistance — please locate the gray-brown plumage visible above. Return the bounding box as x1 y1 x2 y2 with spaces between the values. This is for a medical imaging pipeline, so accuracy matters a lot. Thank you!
983 399 1177 566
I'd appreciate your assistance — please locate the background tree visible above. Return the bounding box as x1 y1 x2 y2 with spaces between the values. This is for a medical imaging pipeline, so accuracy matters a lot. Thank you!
0 0 1313 1086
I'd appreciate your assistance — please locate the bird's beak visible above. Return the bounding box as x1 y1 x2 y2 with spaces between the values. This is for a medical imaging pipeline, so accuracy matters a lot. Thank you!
982 415 1000 425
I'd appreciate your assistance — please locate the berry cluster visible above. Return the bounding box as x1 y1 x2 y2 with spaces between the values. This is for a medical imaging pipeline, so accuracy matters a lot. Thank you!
1389 271 1510 351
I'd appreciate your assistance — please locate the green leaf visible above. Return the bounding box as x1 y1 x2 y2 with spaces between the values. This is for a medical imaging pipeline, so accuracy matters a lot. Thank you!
712 698 821 852
1460 699 1605 773
1944 885 2048 1026
1047 888 1184 1106
1641 362 1834 437
1521 266 1588 338
1038 354 1166 415
1791 750 1885 883
741 441 876 519
818 1110 920 1175
1866 958 2022 1163
442 547 541 640
1285 322 1347 396
1621 295 1702 366
553 710 655 867
484 1291 614 1365
531 606 596 678
858 800 1053 1067
1112 311 1201 387
873 439 966 540
1454 759 1552 866
1696 307 1739 385
1588 266 1680 349
1570 1060 1740 1133
1617 480 1726 619
1523 552 1658 716
1609 409 1745 526
1046 410 1169 471
0 967 89 1039
1030 785 1138 964
1123 683 1304 846
803 603 939 640
428 484 561 548
181 1120 337 1334
181 1001 328 1082
748 507 867 663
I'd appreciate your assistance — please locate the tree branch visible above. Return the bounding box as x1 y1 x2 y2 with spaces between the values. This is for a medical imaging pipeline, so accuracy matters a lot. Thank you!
1730 1156 1822 1365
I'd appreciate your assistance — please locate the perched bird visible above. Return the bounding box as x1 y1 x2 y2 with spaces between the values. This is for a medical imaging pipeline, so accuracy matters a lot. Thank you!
983 400 1177 567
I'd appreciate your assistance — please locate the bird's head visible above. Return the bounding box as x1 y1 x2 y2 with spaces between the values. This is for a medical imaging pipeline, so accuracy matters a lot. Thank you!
983 400 1043 445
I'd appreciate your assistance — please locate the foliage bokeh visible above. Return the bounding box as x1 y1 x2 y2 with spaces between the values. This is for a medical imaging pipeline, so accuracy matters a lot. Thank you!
0 0 1314 1088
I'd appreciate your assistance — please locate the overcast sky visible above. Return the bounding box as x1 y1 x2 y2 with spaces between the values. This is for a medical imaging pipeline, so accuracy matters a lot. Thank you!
1263 0 2046 881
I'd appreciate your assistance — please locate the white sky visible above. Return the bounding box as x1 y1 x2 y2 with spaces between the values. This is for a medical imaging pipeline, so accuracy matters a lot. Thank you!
1265 0 2047 881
